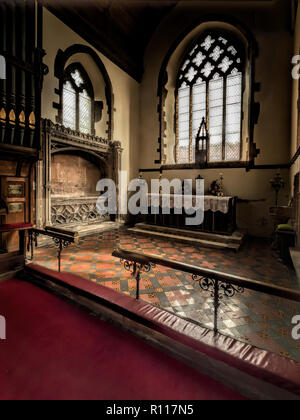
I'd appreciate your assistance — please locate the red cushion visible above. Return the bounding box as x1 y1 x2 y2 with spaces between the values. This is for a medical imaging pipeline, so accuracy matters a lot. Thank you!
26 263 300 397
0 223 33 231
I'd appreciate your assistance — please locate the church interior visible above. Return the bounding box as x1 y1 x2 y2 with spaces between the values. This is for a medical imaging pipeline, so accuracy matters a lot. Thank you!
1 0 300 401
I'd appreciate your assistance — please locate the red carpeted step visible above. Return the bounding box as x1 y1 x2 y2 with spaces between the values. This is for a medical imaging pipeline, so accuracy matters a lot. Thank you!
25 263 300 398
0 279 245 400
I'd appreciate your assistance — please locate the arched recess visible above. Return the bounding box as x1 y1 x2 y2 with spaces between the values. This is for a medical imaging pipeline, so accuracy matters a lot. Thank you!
50 148 111 226
51 149 106 197
156 14 260 168
54 44 114 141
51 147 109 178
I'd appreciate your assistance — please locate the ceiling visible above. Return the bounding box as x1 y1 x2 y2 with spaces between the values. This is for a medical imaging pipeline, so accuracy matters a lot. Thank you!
42 0 279 81
42 0 179 81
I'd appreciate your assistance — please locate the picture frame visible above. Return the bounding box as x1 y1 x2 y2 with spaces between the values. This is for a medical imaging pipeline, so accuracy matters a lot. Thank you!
6 182 25 198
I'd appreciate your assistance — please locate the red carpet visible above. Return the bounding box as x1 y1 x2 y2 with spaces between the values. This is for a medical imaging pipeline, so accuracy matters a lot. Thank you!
0 279 245 400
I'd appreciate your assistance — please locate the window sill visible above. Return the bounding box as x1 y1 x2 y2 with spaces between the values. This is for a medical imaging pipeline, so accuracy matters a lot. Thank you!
161 161 249 171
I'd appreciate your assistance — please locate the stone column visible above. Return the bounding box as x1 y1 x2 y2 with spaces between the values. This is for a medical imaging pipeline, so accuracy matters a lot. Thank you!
35 159 44 228
43 119 52 226
109 141 123 222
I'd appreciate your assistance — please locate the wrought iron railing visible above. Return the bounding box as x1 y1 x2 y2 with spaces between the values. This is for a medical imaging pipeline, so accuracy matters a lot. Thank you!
112 248 300 334
28 227 79 272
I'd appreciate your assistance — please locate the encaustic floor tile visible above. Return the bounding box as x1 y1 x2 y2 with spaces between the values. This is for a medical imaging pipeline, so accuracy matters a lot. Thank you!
31 227 300 362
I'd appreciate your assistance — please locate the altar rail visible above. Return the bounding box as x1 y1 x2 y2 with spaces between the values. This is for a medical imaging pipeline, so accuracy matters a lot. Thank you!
112 248 300 334
28 227 79 272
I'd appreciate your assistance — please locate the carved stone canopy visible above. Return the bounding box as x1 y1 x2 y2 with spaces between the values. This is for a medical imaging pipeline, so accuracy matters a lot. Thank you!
38 118 124 227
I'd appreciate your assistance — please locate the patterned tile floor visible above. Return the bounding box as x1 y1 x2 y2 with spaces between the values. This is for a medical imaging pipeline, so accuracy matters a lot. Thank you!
31 228 300 362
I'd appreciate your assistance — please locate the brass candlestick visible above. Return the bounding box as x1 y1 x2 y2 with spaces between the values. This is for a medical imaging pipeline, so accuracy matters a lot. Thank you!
218 173 224 197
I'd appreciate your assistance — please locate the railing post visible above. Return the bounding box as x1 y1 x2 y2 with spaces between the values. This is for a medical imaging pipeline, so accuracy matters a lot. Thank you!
57 239 63 273
136 269 141 300
27 230 39 262
26 228 74 272
30 231 34 261
132 262 141 300
28 230 34 261
214 279 220 335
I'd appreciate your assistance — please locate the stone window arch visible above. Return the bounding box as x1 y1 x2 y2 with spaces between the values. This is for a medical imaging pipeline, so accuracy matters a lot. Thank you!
54 44 114 141
176 29 245 164
62 63 94 135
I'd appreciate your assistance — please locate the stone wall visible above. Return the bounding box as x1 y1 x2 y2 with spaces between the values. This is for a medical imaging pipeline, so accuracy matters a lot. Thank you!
51 153 102 198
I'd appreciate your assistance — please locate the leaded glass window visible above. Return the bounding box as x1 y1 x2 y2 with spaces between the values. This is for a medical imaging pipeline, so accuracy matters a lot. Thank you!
63 81 76 131
62 65 93 134
79 90 92 134
176 31 245 164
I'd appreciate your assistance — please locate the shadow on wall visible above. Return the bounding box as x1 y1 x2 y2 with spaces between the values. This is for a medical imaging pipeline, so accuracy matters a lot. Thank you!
51 153 103 198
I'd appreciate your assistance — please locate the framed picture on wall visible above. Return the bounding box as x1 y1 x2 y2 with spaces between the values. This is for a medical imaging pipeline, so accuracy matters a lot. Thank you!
6 182 25 198
7 203 24 214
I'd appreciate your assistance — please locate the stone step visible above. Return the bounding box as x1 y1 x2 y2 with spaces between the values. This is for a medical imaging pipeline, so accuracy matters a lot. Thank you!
128 227 242 252
134 223 245 245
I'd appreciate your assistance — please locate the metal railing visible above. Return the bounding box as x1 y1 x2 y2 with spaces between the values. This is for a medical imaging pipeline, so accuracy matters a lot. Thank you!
28 227 79 272
112 248 300 334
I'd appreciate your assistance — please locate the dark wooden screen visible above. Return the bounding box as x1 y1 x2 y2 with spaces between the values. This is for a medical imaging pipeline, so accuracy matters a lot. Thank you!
0 0 44 151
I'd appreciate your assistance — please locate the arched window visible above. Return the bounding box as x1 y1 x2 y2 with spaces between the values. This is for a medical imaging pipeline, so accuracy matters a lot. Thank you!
62 64 94 134
176 30 245 164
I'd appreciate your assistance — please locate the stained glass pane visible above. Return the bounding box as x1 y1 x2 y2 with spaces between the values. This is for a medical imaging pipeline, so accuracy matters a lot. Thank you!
178 86 190 163
210 46 224 61
227 46 237 56
186 67 197 82
202 35 215 51
182 60 189 71
63 82 76 130
201 62 214 78
219 36 228 45
193 51 206 66
209 76 223 162
177 31 244 164
225 73 242 161
79 90 92 134
219 56 233 73
71 70 84 87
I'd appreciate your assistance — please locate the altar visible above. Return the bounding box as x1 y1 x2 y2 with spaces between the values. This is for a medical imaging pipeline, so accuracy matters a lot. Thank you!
145 195 237 235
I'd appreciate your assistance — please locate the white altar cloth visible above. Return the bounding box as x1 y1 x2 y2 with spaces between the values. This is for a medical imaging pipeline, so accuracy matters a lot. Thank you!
147 194 233 214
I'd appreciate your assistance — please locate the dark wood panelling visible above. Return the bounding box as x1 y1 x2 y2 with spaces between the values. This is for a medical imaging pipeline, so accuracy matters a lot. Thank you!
0 1 44 274
0 0 45 151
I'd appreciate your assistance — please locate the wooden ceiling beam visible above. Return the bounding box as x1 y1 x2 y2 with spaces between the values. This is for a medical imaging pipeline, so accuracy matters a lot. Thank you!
41 0 178 81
